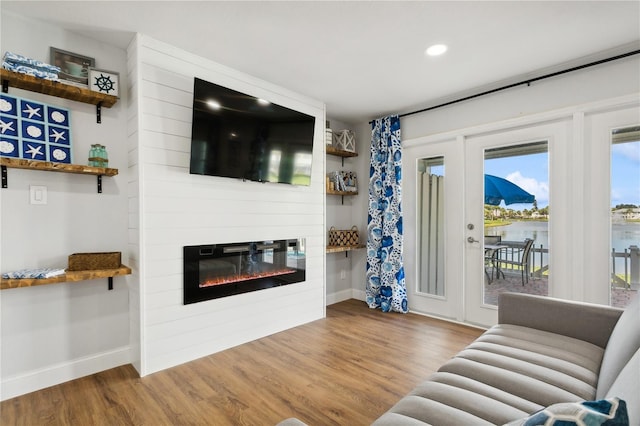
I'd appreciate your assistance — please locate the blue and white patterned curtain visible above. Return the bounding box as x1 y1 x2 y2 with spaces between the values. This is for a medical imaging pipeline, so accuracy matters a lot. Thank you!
366 115 408 313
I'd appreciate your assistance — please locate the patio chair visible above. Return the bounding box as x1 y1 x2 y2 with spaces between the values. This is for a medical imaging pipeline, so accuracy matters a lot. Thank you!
496 238 535 285
484 236 502 283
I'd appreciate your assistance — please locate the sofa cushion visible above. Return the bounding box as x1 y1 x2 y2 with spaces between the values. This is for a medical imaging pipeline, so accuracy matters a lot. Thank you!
373 323 606 425
275 419 308 426
596 294 640 399
605 348 639 426
505 397 628 426
476 325 603 373
453 325 604 402
372 389 502 425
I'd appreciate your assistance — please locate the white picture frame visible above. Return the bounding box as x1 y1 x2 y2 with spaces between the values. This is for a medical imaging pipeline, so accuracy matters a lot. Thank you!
88 68 120 97
50 47 95 86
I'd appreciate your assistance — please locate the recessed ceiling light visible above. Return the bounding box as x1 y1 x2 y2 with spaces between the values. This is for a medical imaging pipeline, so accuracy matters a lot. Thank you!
206 99 221 110
426 44 448 57
257 98 271 106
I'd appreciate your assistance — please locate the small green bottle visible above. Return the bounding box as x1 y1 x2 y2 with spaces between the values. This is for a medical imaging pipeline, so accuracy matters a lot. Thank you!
101 145 109 168
88 144 98 166
96 145 104 167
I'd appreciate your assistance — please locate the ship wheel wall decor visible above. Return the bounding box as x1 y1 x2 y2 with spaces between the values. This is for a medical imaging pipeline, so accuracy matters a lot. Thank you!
88 68 119 98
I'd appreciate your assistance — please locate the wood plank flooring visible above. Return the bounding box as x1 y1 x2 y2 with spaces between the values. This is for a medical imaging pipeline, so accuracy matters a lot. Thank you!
0 299 483 426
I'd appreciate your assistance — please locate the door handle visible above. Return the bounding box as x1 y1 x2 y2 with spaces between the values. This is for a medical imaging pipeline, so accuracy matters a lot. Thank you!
467 237 480 243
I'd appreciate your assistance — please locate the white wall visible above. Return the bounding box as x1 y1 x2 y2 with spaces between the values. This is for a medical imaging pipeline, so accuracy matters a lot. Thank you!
0 12 130 399
325 118 362 304
351 56 640 312
129 35 326 375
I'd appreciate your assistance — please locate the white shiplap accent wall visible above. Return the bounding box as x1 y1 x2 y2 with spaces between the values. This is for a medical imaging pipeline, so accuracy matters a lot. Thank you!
126 35 143 374
129 35 326 375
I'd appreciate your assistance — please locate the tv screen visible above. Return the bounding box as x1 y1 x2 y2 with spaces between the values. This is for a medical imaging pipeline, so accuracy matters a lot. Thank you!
190 77 316 186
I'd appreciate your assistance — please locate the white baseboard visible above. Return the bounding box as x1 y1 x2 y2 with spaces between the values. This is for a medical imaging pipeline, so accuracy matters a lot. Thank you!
351 288 366 301
326 289 353 305
326 288 367 305
1 346 131 401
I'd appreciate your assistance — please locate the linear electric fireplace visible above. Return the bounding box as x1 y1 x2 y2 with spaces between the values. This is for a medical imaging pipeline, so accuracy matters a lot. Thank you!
183 239 305 304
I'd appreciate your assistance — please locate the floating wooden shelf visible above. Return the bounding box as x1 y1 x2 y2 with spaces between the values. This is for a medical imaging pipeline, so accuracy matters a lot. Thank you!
327 189 358 196
326 145 358 158
1 69 117 108
1 157 118 193
1 265 132 290
1 157 117 176
326 244 365 254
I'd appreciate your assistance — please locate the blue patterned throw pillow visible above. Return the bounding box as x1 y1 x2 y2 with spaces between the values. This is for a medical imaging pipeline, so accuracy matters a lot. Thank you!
506 398 628 426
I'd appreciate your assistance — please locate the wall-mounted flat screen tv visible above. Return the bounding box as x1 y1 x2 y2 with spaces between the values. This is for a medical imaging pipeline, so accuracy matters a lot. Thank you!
190 77 316 186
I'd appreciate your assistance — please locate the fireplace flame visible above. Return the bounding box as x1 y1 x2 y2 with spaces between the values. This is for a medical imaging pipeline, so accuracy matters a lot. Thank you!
199 268 297 288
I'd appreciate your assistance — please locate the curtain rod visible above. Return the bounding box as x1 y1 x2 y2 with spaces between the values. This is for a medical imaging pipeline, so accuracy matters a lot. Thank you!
370 49 640 124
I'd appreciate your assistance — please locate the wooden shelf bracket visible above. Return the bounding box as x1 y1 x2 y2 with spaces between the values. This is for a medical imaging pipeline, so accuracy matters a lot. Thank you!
96 101 102 124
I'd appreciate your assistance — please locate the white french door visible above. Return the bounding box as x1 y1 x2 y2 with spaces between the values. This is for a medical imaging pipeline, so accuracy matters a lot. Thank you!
406 121 571 327
463 121 570 326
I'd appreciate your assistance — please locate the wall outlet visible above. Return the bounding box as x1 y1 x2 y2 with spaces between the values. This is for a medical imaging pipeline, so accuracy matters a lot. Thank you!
340 269 346 280
30 185 47 205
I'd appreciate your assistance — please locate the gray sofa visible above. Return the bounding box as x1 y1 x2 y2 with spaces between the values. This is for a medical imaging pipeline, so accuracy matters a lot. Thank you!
373 292 639 425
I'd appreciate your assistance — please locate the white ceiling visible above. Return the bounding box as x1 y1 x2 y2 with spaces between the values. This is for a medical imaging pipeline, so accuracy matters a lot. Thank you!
2 1 639 122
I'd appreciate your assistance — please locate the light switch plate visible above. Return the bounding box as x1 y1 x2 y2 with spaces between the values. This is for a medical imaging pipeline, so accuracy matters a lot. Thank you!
30 185 47 205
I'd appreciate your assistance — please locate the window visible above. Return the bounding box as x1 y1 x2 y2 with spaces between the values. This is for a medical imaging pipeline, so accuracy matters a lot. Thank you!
418 157 445 296
610 126 640 308
483 142 549 305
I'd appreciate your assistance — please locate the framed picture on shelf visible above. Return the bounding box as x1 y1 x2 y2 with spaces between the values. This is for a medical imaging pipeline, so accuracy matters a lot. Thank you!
88 68 120 97
50 47 95 86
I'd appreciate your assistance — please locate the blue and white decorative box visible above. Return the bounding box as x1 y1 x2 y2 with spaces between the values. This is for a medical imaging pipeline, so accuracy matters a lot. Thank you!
0 93 72 163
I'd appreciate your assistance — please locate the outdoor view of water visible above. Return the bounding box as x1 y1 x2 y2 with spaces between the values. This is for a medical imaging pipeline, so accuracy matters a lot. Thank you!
485 221 640 251
485 221 549 247
485 221 640 274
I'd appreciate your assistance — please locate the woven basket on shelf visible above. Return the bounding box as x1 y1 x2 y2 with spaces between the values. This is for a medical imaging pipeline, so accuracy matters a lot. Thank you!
328 226 359 247
68 252 121 271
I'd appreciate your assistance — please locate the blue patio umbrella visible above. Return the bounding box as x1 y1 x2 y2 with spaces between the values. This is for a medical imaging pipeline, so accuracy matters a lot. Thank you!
484 174 535 206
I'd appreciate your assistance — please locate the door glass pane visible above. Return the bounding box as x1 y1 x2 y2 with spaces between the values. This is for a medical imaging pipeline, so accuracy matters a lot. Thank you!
483 142 549 305
418 157 445 296
611 125 640 308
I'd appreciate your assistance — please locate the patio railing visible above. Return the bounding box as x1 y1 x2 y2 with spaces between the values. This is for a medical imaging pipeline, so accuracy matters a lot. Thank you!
530 245 548 278
612 245 640 288
493 244 639 289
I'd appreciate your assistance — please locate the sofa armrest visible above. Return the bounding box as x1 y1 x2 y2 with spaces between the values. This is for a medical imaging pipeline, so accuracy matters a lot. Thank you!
498 293 623 348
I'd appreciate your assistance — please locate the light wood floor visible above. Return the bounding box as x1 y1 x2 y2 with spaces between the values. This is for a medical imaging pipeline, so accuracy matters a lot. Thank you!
1 299 483 426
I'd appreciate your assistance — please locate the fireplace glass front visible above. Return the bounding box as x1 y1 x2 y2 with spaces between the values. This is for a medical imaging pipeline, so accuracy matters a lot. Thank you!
183 238 305 304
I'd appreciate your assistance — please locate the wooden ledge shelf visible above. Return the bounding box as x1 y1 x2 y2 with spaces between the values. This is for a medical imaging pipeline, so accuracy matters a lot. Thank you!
327 188 357 204
1 265 132 290
326 146 358 158
326 244 365 255
1 157 118 193
327 189 358 196
1 157 117 176
1 69 117 108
